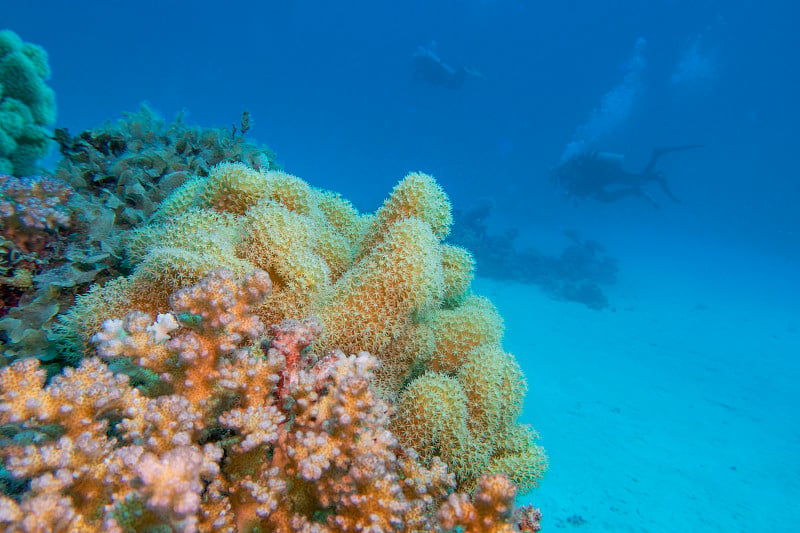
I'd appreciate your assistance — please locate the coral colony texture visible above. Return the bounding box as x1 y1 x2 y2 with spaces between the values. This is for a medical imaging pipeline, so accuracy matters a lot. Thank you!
0 30 545 533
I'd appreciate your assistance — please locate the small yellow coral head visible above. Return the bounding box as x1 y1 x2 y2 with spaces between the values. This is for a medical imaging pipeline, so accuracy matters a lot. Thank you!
361 172 453 256
200 161 270 214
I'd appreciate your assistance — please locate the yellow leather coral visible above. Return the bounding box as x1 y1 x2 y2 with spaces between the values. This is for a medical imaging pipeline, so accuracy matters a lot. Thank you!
358 171 453 255
441 242 476 306
56 163 546 496
428 294 504 373
317 217 444 356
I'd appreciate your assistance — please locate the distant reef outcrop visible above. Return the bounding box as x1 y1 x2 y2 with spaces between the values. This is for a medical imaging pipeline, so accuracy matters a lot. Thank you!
450 201 618 310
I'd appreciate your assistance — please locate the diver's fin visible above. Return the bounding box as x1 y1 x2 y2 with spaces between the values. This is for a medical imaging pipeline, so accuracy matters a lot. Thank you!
654 173 682 203
463 66 485 79
643 145 703 174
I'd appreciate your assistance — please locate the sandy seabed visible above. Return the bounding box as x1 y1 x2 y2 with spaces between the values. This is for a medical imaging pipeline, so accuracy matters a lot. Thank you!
477 244 800 532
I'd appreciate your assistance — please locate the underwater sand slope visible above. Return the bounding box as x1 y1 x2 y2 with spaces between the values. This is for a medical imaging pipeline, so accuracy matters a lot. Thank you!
479 244 800 532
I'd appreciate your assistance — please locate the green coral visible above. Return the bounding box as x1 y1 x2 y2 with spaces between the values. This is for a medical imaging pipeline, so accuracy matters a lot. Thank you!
0 30 55 175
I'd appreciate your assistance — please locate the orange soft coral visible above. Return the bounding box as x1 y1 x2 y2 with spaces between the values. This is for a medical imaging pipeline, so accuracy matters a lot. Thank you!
1 270 532 532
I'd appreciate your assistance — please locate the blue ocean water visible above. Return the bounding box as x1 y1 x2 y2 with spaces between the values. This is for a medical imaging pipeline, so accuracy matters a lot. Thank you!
4 0 799 531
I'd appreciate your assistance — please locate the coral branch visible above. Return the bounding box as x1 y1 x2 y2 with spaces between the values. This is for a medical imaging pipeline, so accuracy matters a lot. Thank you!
1 270 531 531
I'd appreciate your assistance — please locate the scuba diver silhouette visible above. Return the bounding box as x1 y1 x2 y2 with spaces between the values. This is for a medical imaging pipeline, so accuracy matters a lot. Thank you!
553 146 701 207
413 43 484 89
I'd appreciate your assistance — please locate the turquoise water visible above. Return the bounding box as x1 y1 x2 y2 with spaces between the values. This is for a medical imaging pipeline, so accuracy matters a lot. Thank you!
498 237 799 531
4 1 799 531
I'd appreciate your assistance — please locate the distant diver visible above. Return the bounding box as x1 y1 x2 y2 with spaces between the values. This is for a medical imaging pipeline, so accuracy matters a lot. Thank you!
553 146 701 207
413 43 484 90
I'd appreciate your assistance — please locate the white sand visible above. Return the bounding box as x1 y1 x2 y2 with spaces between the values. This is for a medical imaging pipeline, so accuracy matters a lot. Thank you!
475 243 800 532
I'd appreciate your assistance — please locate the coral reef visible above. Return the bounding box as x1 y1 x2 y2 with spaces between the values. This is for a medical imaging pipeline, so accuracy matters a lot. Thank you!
0 36 548 531
0 174 72 276
58 162 546 495
0 107 280 366
450 202 618 309
0 174 71 235
0 174 74 364
516 505 543 532
53 103 278 228
0 30 56 176
0 270 530 532
437 474 523 533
